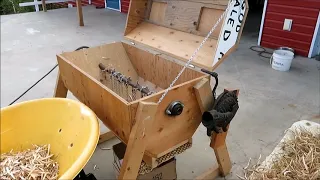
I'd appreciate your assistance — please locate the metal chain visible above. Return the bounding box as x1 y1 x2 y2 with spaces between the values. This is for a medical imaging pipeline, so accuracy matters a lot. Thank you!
157 1 233 104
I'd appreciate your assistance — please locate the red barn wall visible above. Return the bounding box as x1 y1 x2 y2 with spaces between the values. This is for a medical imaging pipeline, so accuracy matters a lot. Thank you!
261 0 320 56
121 0 130 13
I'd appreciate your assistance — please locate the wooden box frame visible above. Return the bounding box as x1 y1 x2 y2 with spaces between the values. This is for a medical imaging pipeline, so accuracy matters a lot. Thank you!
54 0 248 179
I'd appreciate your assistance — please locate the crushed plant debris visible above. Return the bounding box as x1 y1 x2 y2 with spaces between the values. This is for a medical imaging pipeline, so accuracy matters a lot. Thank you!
238 130 320 180
0 145 59 180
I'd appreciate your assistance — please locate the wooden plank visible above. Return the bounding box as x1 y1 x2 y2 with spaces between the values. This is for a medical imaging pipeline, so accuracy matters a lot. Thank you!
118 101 158 179
57 55 132 143
149 2 167 24
61 42 139 101
62 42 138 81
125 22 217 69
122 43 203 89
211 130 231 176
198 7 224 39
193 78 214 114
124 0 148 35
54 71 68 98
148 0 225 37
98 131 116 144
76 0 84 26
129 75 207 156
142 154 157 168
163 1 201 34
195 165 220 180
42 0 47 12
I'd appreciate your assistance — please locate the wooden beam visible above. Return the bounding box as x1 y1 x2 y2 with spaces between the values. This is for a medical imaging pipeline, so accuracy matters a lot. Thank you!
42 0 47 12
118 101 158 180
98 131 116 144
76 0 84 26
211 130 231 176
193 77 214 114
54 71 68 98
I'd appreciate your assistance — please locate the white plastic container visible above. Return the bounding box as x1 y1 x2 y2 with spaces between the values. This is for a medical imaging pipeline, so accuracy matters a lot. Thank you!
270 49 294 71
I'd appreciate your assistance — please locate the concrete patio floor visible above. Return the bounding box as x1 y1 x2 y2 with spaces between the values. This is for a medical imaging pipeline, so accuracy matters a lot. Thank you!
1 6 320 179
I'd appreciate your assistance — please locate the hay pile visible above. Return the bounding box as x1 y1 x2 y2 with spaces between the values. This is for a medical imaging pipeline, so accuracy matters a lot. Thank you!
239 130 320 180
0 145 59 180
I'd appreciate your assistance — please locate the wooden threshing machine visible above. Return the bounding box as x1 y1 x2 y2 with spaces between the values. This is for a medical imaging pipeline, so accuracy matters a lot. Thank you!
54 0 248 179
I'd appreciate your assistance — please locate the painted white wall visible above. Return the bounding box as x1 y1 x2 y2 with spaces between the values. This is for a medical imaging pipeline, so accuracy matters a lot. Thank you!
258 0 267 45
309 11 320 58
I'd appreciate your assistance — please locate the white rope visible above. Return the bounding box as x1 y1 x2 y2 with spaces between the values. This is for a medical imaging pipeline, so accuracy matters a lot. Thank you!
157 1 233 104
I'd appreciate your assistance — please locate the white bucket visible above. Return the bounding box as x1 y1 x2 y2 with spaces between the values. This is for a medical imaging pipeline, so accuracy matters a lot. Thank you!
270 49 294 71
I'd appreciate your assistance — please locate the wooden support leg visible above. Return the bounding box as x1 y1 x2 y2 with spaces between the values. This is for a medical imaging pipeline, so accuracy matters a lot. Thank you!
118 101 158 180
76 0 84 26
41 0 47 12
194 79 239 179
211 130 231 176
54 71 68 98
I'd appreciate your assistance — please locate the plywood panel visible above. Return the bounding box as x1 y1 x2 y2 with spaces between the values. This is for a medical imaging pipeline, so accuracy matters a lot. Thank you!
163 1 201 34
123 43 204 89
61 42 139 82
61 43 140 100
147 0 226 37
57 55 132 143
149 2 167 24
125 22 217 69
129 75 208 156
198 7 224 39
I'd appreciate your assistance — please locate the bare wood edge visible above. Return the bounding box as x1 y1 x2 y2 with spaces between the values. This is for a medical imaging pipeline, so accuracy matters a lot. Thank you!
129 74 208 105
118 101 158 179
57 55 129 105
193 77 214 114
98 131 117 144
196 165 220 180
54 71 68 98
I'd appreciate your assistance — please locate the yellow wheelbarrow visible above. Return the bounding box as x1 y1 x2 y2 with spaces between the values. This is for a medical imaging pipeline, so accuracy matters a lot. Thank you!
1 98 100 179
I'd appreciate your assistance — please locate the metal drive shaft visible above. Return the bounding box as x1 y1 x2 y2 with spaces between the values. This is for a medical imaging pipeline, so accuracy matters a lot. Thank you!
98 63 153 95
